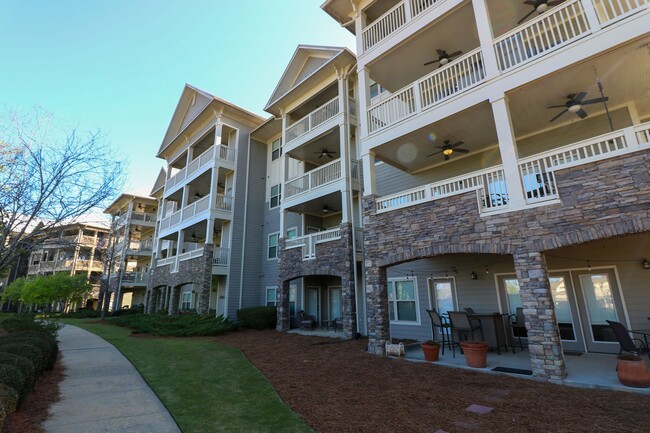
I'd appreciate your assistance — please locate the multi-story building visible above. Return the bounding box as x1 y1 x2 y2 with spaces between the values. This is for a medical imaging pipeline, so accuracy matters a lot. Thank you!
261 45 365 338
26 222 108 309
103 194 158 309
322 0 650 381
145 84 266 317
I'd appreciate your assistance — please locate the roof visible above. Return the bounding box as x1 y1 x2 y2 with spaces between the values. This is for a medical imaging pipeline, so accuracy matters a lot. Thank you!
150 168 167 197
250 116 282 143
104 193 158 215
321 0 356 34
264 45 356 117
157 84 265 158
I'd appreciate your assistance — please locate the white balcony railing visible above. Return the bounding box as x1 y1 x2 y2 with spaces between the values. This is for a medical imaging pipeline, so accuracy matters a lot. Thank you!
121 272 148 284
285 97 340 144
130 212 156 223
127 239 154 252
592 0 649 26
284 227 342 260
493 0 590 72
183 196 211 221
361 0 443 52
285 158 359 199
165 144 236 192
367 49 486 134
179 247 204 263
212 247 230 267
215 194 233 212
376 166 509 214
156 256 175 267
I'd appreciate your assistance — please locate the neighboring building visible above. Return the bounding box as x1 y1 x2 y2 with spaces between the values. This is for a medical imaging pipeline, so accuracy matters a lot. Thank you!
261 45 364 338
103 194 158 309
26 222 109 309
321 0 650 380
145 84 265 317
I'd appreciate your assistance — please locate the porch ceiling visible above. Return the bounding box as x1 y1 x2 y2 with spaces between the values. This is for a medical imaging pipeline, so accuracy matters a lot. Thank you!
368 1 479 92
284 191 342 217
286 127 341 166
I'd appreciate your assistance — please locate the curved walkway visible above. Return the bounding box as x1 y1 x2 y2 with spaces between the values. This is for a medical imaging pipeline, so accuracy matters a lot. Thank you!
43 324 181 433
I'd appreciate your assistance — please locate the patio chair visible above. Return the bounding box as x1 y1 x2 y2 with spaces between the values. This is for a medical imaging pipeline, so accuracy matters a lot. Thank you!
510 307 527 353
448 311 484 350
426 309 454 357
298 310 317 330
606 320 650 361
464 307 476 314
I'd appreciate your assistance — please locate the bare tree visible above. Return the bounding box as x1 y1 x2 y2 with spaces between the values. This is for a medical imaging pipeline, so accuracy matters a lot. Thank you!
0 107 125 274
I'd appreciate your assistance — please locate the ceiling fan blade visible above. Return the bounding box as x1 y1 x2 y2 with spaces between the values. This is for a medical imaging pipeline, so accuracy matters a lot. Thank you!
575 108 588 119
427 150 443 157
424 59 440 66
523 0 537 5
454 148 469 154
549 109 568 122
448 51 463 59
572 92 588 104
547 104 568 109
318 154 323 159
436 49 445 57
580 97 608 105
517 9 535 24
327 153 333 158
449 141 465 148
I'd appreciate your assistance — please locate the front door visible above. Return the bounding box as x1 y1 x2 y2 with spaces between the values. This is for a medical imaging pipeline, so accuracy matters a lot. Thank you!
572 269 625 353
428 278 456 316
306 286 319 324
329 286 342 320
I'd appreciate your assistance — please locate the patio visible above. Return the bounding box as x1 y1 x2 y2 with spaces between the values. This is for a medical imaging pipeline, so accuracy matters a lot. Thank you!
403 343 650 394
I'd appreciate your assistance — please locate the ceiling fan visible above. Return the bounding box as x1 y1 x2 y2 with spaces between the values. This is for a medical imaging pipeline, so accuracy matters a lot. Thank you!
424 49 463 67
314 149 337 159
427 140 469 161
518 0 564 25
547 91 609 122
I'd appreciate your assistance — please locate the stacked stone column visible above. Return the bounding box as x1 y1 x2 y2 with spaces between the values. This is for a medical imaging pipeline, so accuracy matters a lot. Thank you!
276 279 291 332
514 251 566 381
365 265 389 355
197 244 214 315
146 288 158 314
168 286 180 315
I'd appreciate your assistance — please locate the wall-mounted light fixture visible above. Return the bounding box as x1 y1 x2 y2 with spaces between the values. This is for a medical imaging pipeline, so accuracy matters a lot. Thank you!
470 271 478 280
643 259 650 269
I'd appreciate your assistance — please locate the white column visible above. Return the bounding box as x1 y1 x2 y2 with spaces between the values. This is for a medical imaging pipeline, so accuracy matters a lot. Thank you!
471 0 499 79
338 68 352 224
490 95 526 209
214 121 223 146
361 151 377 196
354 10 367 56
357 67 371 139
580 0 601 32
279 115 288 239
174 231 185 270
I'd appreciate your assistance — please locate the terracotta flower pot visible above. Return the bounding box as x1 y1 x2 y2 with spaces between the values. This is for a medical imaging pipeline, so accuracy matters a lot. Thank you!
617 356 650 388
421 342 440 362
460 341 489 368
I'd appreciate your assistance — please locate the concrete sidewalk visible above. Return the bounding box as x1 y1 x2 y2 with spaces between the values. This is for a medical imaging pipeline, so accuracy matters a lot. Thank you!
43 324 181 433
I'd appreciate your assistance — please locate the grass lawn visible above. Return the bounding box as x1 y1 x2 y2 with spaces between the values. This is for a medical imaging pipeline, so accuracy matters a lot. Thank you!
60 319 312 433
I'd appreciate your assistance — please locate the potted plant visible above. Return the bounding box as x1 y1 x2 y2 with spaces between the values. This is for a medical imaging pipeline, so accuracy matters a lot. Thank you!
616 354 650 388
421 340 440 362
459 340 489 368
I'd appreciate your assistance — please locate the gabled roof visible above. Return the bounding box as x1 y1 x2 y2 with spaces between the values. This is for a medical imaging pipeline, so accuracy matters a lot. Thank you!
150 168 167 197
321 0 356 34
264 45 356 116
157 84 265 158
104 193 157 215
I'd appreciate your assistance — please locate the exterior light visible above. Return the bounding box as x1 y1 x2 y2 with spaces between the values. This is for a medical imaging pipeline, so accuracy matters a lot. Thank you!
470 271 478 280
443 148 453 156
568 104 581 113
643 259 650 269
537 3 549 13
439 57 449 66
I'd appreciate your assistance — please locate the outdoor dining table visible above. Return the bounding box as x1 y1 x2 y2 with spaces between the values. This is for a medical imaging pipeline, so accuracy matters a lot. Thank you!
467 313 511 355
631 329 650 347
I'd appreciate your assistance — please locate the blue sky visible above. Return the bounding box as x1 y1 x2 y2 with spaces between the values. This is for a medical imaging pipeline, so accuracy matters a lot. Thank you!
0 0 355 196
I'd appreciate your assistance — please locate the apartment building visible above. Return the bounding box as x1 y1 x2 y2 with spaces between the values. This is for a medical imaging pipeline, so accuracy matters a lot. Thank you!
322 0 650 380
26 222 108 309
257 46 364 338
103 194 158 309
145 85 266 317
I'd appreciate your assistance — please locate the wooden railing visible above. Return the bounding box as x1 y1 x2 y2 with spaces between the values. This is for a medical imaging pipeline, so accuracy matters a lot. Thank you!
493 0 590 72
285 97 340 144
130 212 156 223
165 144 236 192
212 248 230 267
156 257 175 267
178 248 204 263
215 194 233 212
121 272 148 284
591 0 649 26
127 239 154 252
284 158 359 199
284 227 341 260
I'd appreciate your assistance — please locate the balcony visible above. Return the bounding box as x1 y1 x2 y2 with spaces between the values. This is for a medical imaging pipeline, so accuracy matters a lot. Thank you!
284 227 341 260
130 212 156 225
285 97 340 145
284 159 360 200
367 48 486 134
164 144 236 193
158 192 233 234
212 247 230 274
121 271 148 285
374 121 650 215
362 0 447 53
178 248 204 263
126 239 154 254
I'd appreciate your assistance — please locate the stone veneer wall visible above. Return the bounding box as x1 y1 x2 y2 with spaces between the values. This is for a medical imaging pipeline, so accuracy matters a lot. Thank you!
146 244 214 315
363 151 650 381
277 223 357 339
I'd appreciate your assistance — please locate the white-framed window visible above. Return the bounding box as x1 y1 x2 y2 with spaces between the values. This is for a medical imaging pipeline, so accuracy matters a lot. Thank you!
286 227 297 239
271 138 281 161
289 286 297 317
270 184 281 209
181 291 192 310
388 278 419 324
266 287 277 306
267 232 279 259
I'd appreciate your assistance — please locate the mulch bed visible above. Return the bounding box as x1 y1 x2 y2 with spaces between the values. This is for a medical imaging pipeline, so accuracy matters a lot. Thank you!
3 355 64 433
215 330 650 433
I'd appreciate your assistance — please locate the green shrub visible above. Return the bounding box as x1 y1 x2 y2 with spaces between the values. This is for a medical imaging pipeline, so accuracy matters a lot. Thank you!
52 309 100 319
0 343 45 374
0 336 57 370
236 306 277 330
0 365 26 400
0 353 36 389
108 313 236 337
0 383 19 431
0 315 61 338
110 306 144 317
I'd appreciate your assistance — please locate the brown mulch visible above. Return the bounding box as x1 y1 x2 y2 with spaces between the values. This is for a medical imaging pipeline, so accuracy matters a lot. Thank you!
3 355 65 433
215 330 650 433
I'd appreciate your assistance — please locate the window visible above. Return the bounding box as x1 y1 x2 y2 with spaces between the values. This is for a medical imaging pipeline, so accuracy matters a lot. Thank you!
266 287 277 306
271 138 281 161
286 227 297 239
267 233 279 259
388 279 418 323
181 292 192 310
289 286 297 317
270 184 281 208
